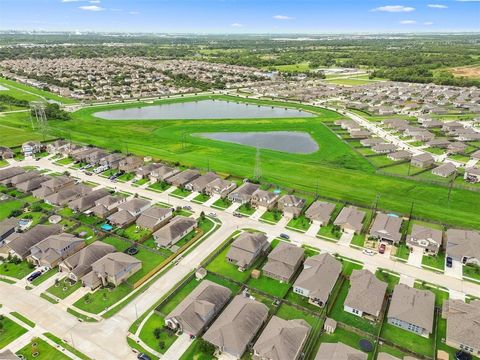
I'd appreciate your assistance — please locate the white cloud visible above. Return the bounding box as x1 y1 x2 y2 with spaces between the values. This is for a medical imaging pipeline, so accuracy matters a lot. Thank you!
400 19 417 24
79 5 104 11
231 23 244 28
129 11 140 15
89 0 101 3
61 0 82 2
372 5 415 12
273 15 293 20
427 4 447 8
424 21 434 25
456 0 480 2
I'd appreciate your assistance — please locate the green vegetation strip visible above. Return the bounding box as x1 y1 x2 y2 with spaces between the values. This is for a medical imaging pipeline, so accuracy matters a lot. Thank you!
44 333 91 360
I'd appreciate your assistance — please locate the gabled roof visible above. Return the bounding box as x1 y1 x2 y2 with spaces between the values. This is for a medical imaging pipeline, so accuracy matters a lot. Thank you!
226 232 268 267
62 241 115 278
153 216 197 246
7 224 62 258
0 167 25 182
118 198 150 214
446 229 480 261
344 269 387 317
263 242 304 280
369 212 403 243
90 252 141 277
334 206 366 232
0 218 18 236
442 299 480 351
107 209 136 226
305 201 336 223
315 342 367 360
253 316 311 360
136 206 172 229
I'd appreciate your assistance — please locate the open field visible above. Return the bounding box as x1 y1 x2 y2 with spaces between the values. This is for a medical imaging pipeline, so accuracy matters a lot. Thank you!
0 77 77 104
449 65 480 79
0 111 52 147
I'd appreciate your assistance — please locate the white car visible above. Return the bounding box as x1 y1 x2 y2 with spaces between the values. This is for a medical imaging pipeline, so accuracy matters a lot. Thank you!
362 249 376 256
208 212 217 218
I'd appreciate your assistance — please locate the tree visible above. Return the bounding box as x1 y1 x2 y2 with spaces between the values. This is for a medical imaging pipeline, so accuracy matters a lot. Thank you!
154 327 162 339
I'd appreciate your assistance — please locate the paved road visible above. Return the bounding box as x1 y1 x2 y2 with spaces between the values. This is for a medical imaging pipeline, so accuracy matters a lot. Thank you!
1 157 479 360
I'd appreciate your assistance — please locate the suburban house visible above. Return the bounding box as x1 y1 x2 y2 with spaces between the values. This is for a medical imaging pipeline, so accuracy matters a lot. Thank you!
432 163 456 178
82 252 142 289
369 212 403 245
153 216 197 248
344 269 387 321
228 182 260 204
372 143 397 154
149 165 180 183
293 253 342 307
314 342 367 360
107 209 136 228
203 295 269 359
27 233 86 267
99 153 125 169
44 183 92 206
333 206 366 234
442 299 480 356
411 153 435 169
226 232 269 271
184 172 220 192
277 194 306 218
0 218 18 245
388 150 412 162
387 284 435 337
0 146 14 159
16 175 51 193
22 141 41 157
428 138 450 149
205 178 237 198
136 206 173 232
59 241 115 281
118 156 144 173
251 189 279 210
446 229 480 265
3 170 41 187
46 140 70 154
164 280 232 337
5 224 62 259
464 167 480 183
447 142 467 155
135 163 163 179
85 149 108 165
361 138 384 147
407 224 443 255
108 198 151 227
90 195 126 218
262 242 304 282
253 316 311 360
471 150 480 160
166 169 201 187
32 176 75 199
67 189 110 212
0 167 25 182
304 201 335 226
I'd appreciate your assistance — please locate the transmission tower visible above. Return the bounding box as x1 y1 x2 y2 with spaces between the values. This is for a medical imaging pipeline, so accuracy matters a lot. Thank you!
31 101 48 141
253 147 262 181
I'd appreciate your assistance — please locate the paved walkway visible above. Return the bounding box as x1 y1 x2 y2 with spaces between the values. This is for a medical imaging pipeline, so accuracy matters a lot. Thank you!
407 247 423 268
305 223 320 237
161 333 192 360
204 194 220 207
338 232 354 246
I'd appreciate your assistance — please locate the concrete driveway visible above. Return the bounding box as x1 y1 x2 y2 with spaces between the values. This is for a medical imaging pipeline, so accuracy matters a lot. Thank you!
338 232 354 246
445 259 463 280
407 247 423 268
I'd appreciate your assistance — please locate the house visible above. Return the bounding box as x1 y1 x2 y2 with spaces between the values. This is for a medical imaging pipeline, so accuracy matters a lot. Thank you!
251 189 279 210
0 146 14 159
227 182 260 204
85 149 108 165
432 163 456 178
447 142 467 155
166 169 200 187
411 153 434 169
46 140 69 154
32 176 75 199
118 156 144 173
107 209 136 228
446 229 480 265
99 153 125 169
262 242 304 282
360 138 385 147
91 195 126 218
184 172 220 192
22 141 41 157
387 284 435 337
464 167 480 183
471 150 480 160
0 167 25 182
0 218 18 245
59 241 115 281
205 178 237 198
443 121 464 134
82 252 141 289
136 206 173 232
349 129 371 139
203 295 269 359
293 253 342 307
369 212 403 245
407 224 443 255
16 175 51 193
3 170 41 187
5 224 62 259
67 189 110 212
388 150 412 162
277 195 306 218
372 143 397 154
442 299 480 356
253 316 311 360
304 201 336 226
226 232 269 271
28 233 86 267
135 163 162 179
427 138 451 149
149 165 180 183
44 184 92 206
117 198 151 217
153 216 197 248
344 269 387 321
314 342 367 360
334 206 366 234
383 118 409 130
165 280 232 337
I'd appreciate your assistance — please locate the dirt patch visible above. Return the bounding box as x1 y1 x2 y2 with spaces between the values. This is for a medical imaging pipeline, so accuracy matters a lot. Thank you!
450 65 480 79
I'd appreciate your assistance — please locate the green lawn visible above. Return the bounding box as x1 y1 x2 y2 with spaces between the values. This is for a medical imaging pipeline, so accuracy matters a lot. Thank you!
319 327 373 360
148 182 171 192
421 252 445 271
286 215 311 232
317 224 342 240
0 77 76 104
138 313 178 354
72 225 98 243
10 312 35 328
55 157 74 166
0 260 34 280
414 282 449 307
394 243 410 260
284 289 324 312
133 178 149 187
211 197 232 209
236 203 256 216
17 211 44 227
43 333 90 360
380 322 434 357
0 199 25 220
101 236 131 252
464 264 480 282
351 233 366 247
375 269 399 292
16 338 71 360
276 303 321 327
260 209 282 224
117 172 135 182
156 278 202 316
118 224 151 241
192 193 210 203
179 339 215 360
73 283 132 314
31 268 57 286
125 247 168 285
46 278 81 299
0 317 28 349
171 187 191 198
246 273 291 298
206 245 253 283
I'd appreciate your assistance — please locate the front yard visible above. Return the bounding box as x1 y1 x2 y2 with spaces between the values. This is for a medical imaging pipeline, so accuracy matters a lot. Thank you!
211 197 232 209
0 316 28 349
170 187 191 198
46 278 81 299
73 283 132 314
0 260 34 280
16 338 71 360
286 215 311 232
317 224 341 240
421 252 445 271
138 313 177 354
259 209 282 224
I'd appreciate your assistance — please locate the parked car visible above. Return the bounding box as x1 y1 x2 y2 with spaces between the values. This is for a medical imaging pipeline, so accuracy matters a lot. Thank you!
137 354 151 360
208 212 217 218
446 256 453 268
378 244 386 254
85 171 92 176
233 212 243 218
456 351 472 360
183 205 192 210
27 271 42 282
363 249 375 256
280 233 290 240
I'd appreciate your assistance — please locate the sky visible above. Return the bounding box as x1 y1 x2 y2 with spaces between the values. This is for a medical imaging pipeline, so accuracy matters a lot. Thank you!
0 0 479 33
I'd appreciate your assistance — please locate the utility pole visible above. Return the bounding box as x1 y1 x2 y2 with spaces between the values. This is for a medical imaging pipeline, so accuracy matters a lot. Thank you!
253 147 262 182
447 170 457 203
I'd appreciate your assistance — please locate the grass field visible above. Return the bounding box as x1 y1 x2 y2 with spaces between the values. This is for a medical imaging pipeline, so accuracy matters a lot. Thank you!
0 317 28 349
16 338 71 360
2 91 480 230
0 77 77 104
0 111 53 147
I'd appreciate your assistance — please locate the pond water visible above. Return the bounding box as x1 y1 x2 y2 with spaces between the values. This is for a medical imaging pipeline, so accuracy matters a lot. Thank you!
195 131 319 154
93 99 314 120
